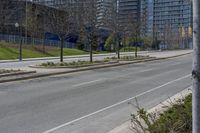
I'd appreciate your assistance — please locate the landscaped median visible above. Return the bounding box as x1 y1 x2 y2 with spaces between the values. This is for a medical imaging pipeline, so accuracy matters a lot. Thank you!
31 60 118 69
0 56 155 83
0 69 36 83
0 69 20 74
30 56 152 69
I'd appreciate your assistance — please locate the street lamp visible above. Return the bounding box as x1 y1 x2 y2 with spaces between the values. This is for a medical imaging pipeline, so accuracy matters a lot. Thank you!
15 22 19 29
15 22 22 61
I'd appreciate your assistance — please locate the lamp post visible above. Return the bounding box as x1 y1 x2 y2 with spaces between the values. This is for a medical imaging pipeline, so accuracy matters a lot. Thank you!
15 22 22 61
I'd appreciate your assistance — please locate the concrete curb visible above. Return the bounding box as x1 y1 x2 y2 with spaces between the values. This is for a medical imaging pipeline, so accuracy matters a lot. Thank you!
29 61 120 69
108 87 192 133
0 52 191 84
0 70 36 78
28 57 152 69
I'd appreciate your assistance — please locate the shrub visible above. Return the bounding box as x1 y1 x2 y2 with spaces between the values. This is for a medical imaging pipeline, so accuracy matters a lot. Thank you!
76 42 85 50
130 94 192 133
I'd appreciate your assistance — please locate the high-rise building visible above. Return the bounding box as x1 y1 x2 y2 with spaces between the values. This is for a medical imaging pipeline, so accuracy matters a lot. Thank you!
118 0 141 25
96 0 114 28
144 0 154 36
117 0 151 36
31 0 66 7
153 0 192 48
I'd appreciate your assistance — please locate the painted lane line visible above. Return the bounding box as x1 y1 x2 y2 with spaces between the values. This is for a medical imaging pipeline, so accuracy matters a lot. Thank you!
42 74 191 133
139 68 154 73
117 68 154 79
72 79 103 87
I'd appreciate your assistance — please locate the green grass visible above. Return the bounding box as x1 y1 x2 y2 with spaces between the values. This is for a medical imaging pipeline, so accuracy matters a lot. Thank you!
0 46 48 60
0 41 89 60
0 41 113 60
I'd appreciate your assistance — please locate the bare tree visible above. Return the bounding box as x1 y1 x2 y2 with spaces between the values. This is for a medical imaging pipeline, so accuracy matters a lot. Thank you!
26 3 40 45
125 12 146 57
83 0 98 62
26 3 47 53
62 0 98 62
45 3 74 62
104 0 122 59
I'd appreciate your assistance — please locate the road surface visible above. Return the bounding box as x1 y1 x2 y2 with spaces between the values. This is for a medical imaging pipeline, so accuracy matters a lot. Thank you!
0 54 192 133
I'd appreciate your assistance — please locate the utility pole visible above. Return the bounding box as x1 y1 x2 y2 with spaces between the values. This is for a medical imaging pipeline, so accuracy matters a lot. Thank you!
19 24 22 61
25 0 28 45
192 0 200 133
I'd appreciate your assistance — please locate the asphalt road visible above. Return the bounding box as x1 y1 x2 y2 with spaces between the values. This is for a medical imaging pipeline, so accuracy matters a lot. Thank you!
0 54 192 133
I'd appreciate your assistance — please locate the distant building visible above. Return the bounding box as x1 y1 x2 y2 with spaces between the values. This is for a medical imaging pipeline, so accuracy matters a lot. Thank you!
143 0 154 36
31 0 60 7
0 0 77 48
153 0 192 49
117 0 151 36
96 0 114 29
118 0 141 25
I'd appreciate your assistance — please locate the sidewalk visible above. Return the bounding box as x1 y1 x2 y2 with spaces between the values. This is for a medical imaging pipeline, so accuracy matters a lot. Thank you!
107 88 192 133
0 52 142 63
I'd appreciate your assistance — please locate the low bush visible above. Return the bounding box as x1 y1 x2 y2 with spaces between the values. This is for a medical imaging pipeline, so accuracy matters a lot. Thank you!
0 69 20 74
39 60 107 67
131 94 192 133
104 56 148 61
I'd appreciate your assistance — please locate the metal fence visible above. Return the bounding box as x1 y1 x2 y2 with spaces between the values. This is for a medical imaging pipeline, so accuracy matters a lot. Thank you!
0 34 76 48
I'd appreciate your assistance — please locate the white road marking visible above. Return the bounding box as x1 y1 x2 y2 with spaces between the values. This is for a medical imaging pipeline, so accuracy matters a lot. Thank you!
42 74 191 133
72 79 103 87
117 68 154 79
139 68 154 73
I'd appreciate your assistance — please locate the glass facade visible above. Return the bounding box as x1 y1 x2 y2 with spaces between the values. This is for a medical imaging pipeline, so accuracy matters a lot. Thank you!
118 0 140 25
153 0 192 48
145 0 154 36
117 0 152 36
153 0 192 38
96 0 113 28
31 0 81 8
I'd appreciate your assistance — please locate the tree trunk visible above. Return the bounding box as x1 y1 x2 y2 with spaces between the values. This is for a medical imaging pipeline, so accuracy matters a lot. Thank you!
115 34 120 59
42 34 45 53
19 36 22 61
60 38 64 62
135 45 138 57
135 36 138 57
117 39 120 59
89 36 93 63
192 0 200 133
